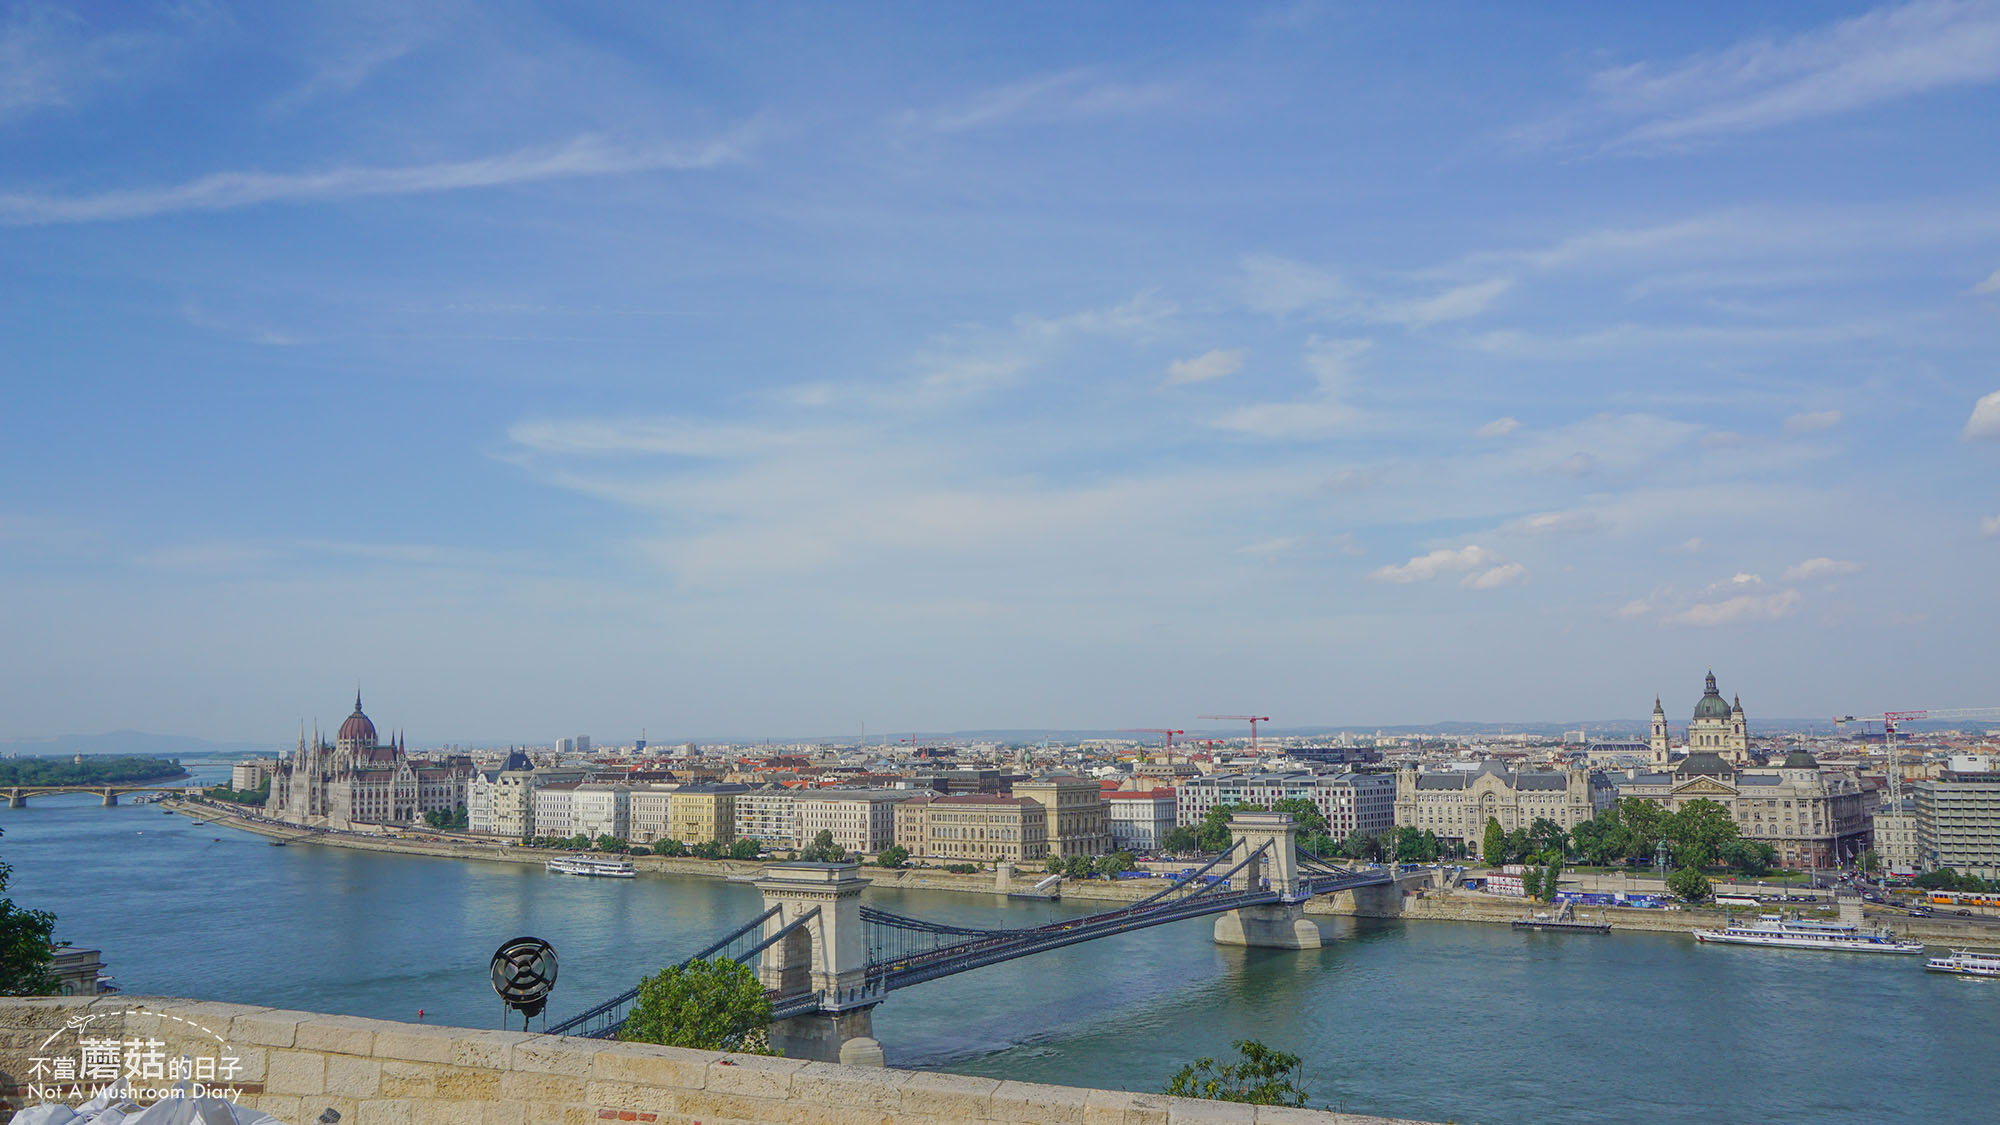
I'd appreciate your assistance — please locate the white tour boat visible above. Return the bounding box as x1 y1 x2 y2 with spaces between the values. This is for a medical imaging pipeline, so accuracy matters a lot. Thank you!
1925 949 2000 977
1692 913 1924 954
545 855 636 878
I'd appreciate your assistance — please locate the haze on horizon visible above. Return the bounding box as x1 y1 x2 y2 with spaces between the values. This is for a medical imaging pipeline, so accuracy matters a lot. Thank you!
4 1 1998 746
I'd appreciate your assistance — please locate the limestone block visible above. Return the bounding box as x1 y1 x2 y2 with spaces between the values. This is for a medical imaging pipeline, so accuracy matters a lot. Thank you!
1085 1088 1173 1125
265 1048 328 1096
435 1065 505 1100
1164 1099 1258 1124
225 1009 303 1048
246 1093 304 1122
702 1052 806 1100
450 1029 537 1070
990 1078 1092 1124
499 1069 588 1104
790 1060 908 1111
326 1053 383 1097
898 1069 998 1120
373 1027 455 1063
296 1014 382 1057
354 1097 422 1125
511 1037 596 1076
378 1059 441 1097
591 1041 711 1090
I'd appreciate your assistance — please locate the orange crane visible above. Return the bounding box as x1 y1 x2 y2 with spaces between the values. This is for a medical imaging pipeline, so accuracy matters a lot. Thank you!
1118 729 1185 755
1199 715 1271 753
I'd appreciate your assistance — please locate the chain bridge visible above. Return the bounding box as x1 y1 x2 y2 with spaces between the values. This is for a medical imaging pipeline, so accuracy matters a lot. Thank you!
5 783 198 807
544 811 1423 1064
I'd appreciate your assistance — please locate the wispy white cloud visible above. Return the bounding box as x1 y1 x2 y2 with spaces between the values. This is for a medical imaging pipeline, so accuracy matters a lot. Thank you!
1212 337 1365 437
1501 510 1606 536
1370 544 1494 583
1239 254 1510 326
506 418 819 459
1535 0 2000 151
1476 417 1520 438
1674 537 1705 554
1320 467 1384 493
1784 409 1843 433
1462 562 1527 589
1667 588 1803 626
1164 348 1245 387
1970 268 2000 294
1782 556 1862 581
0 131 751 225
1964 390 2000 440
1983 514 2000 536
900 68 1177 134
1702 571 1765 594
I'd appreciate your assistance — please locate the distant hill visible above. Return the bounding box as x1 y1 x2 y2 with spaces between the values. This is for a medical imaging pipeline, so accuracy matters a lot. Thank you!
0 731 274 760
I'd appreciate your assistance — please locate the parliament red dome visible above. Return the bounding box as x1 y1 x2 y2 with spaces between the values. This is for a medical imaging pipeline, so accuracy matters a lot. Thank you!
338 692 377 746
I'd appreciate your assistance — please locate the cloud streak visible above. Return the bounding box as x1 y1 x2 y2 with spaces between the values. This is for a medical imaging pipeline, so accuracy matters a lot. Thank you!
0 132 749 225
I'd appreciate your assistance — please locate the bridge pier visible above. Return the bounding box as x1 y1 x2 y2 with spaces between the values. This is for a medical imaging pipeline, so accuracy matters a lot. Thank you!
1213 811 1329 950
7 789 23 809
754 862 885 1066
102 790 118 807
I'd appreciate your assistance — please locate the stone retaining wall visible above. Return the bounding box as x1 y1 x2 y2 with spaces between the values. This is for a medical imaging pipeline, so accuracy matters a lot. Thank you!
0 997 1425 1125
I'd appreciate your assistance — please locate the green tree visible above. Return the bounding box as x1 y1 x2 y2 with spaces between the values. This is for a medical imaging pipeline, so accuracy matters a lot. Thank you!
1163 1040 1309 1107
1503 827 1533 865
652 838 689 858
1198 803 1261 853
1044 854 1066 874
1720 839 1776 878
1095 851 1136 878
1859 848 1880 876
1341 830 1380 862
620 957 774 1053
595 835 628 853
1161 826 1199 854
1665 799 1738 870
877 843 910 868
1540 856 1564 902
1667 866 1713 904
1064 853 1094 880
1527 818 1569 859
798 830 846 863
1570 814 1627 866
692 840 725 860
1617 799 1670 860
1270 798 1328 837
728 839 761 860
0 828 56 996
1481 817 1506 866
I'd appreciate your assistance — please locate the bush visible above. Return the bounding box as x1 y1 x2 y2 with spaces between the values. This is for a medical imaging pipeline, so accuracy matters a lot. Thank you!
1667 866 1713 904
620 957 773 1053
1164 1040 1308 1107
945 863 979 874
877 844 910 868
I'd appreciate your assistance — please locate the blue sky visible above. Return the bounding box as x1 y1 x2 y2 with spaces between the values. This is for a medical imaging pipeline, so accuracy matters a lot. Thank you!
4 1 1998 743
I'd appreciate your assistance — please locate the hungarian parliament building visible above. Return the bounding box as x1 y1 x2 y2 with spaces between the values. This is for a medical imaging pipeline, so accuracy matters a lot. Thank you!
264 693 473 831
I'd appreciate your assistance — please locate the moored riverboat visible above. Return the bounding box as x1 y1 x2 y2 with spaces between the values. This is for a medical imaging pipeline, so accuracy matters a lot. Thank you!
1693 913 1923 954
545 855 636 878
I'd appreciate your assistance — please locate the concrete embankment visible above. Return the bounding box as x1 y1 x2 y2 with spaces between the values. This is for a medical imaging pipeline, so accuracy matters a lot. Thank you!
0 996 1434 1125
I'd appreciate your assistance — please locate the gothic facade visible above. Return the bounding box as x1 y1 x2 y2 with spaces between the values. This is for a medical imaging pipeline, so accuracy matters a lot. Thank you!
265 693 472 831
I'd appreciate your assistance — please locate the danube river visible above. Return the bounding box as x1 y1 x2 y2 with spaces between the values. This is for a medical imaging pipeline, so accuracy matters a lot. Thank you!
6 776 1997 1124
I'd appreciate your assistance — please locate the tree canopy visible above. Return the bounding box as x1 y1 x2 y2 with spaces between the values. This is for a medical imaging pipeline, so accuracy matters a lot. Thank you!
1164 1040 1309 1107
0 828 56 997
798 829 847 863
620 957 773 1053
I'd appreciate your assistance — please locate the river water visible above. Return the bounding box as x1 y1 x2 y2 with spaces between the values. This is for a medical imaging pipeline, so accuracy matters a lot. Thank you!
5 770 1994 1124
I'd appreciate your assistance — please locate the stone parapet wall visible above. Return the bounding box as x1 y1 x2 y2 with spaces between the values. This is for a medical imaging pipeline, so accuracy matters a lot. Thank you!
2 997 1427 1125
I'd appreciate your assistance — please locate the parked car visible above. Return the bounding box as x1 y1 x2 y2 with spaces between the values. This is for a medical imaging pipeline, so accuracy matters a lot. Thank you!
1908 906 1933 917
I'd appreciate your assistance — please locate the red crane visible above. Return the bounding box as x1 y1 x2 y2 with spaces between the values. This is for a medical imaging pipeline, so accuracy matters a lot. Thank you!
1199 715 1272 752
1118 728 1185 754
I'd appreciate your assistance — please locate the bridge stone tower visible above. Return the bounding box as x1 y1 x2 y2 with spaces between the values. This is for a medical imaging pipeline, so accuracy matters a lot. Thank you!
753 863 885 1067
1213 811 1327 949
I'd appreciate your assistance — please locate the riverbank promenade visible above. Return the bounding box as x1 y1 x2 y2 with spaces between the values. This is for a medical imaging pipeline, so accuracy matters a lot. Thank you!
0 995 1430 1125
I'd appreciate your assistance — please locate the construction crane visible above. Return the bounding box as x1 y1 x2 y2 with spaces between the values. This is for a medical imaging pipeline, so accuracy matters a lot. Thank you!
1118 729 1185 756
1199 715 1272 753
1834 708 2000 809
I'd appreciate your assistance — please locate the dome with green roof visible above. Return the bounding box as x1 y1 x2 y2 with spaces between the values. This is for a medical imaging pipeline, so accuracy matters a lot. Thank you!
1692 670 1732 720
1782 750 1819 769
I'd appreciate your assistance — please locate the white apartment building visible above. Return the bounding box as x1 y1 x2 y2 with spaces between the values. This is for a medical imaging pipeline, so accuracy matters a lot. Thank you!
570 782 631 841
795 790 905 855
629 784 680 844
1177 771 1396 837
736 787 801 848
1106 789 1176 853
531 783 580 838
